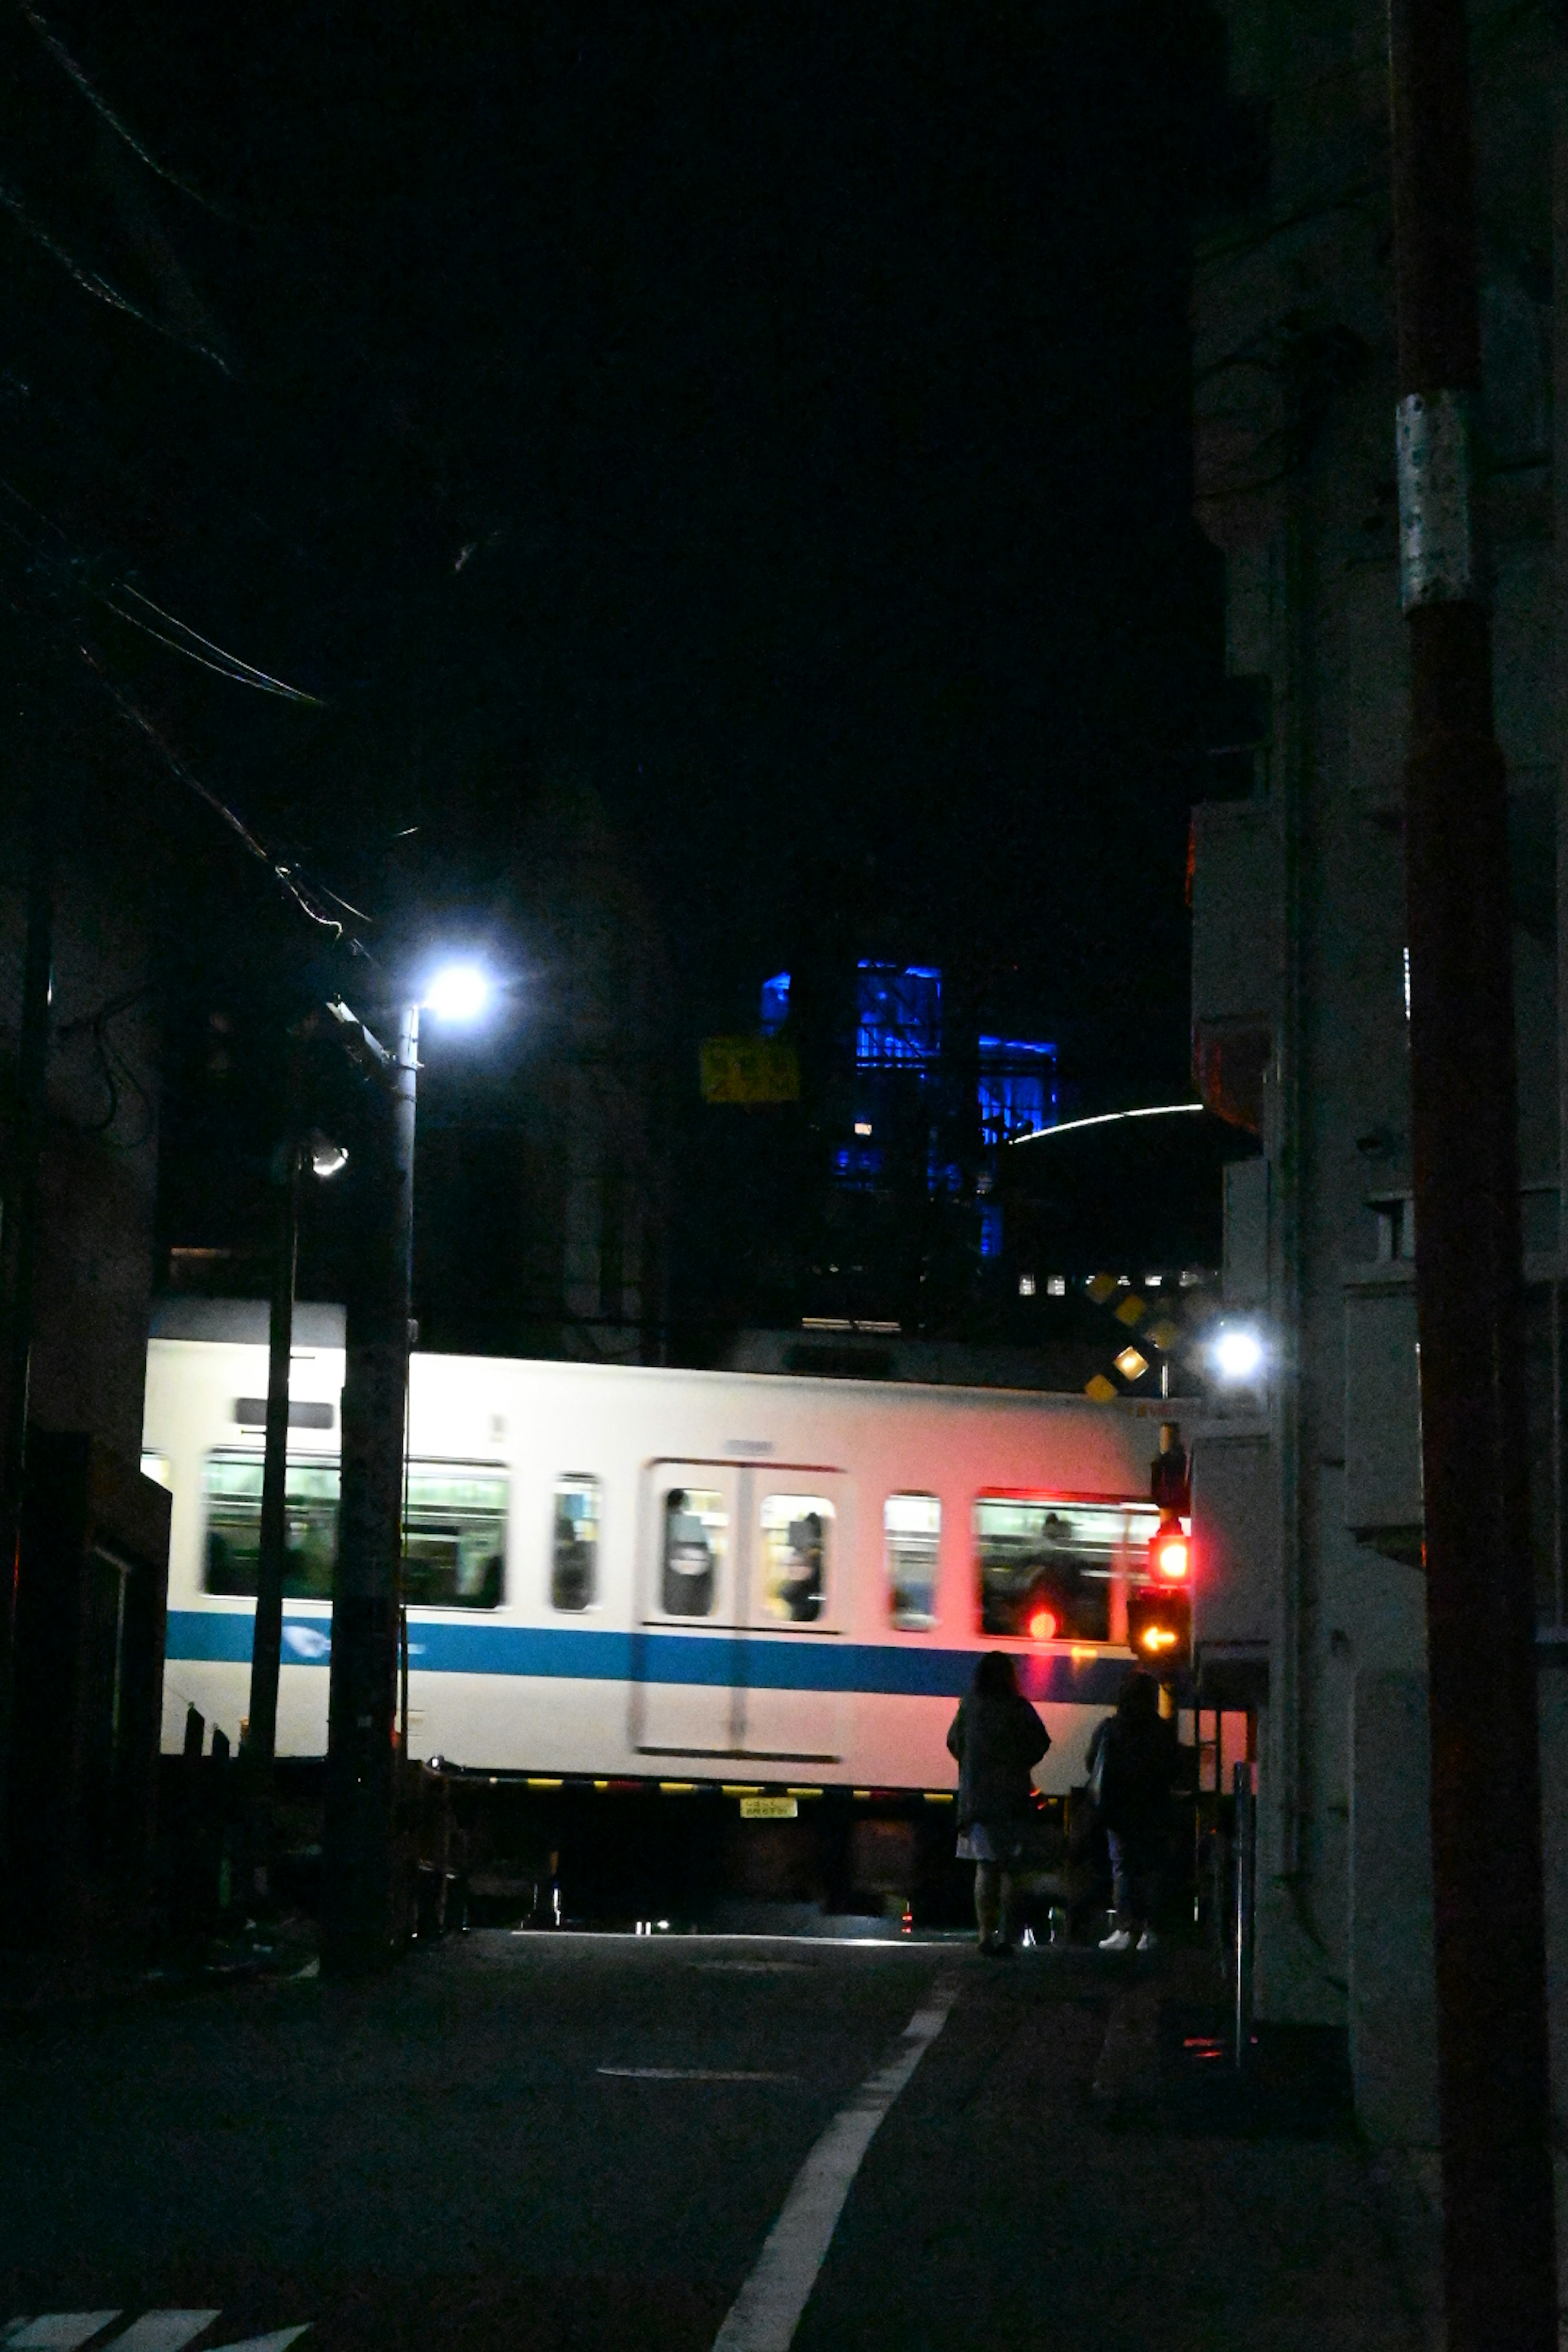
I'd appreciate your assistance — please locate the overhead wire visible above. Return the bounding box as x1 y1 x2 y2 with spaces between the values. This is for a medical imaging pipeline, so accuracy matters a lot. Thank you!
0 177 231 372
116 581 321 699
98 594 323 702
72 631 350 941
18 0 235 222
0 487 374 971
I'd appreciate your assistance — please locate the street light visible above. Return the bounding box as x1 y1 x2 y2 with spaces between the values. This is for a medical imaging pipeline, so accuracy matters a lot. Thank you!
1209 1321 1266 1386
421 960 493 1027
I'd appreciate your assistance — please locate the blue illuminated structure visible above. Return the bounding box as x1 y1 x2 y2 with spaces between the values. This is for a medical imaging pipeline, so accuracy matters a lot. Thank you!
977 1036 1058 1149
855 963 942 1067
760 971 791 1035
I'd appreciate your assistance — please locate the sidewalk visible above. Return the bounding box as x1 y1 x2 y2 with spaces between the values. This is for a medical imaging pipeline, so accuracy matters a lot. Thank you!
791 1944 1427 2352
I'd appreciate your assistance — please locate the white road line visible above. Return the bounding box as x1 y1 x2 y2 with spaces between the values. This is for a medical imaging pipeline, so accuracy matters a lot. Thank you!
693 1961 811 1976
710 1977 959 2352
105 2316 220 2352
4 2320 121 2350
206 2332 308 2352
597 2067 797 2082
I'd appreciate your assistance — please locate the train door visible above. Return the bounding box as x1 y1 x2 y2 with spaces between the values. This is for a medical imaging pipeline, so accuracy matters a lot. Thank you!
734 1469 847 1763
630 1462 745 1756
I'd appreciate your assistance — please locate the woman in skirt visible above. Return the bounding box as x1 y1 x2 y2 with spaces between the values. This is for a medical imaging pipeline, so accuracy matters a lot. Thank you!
947 1651 1050 1953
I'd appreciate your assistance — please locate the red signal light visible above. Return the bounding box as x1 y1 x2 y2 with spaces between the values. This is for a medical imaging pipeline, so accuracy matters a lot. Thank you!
1027 1606 1058 1642
1155 1533 1190 1581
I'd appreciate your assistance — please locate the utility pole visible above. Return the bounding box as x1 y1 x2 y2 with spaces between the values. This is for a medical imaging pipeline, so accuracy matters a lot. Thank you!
0 777 53 1856
1387 3 1558 2345
243 1062 304 1901
321 1000 417 1972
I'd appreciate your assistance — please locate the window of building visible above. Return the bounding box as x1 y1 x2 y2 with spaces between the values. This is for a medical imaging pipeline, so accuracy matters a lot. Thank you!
973 1495 1160 1642
758 1494 832 1623
552 1476 600 1611
203 1453 339 1599
662 1487 726 1616
886 1493 940 1629
403 1467 508 1608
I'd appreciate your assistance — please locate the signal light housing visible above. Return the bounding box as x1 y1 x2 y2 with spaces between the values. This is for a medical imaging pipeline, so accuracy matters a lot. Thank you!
1127 1585 1191 1670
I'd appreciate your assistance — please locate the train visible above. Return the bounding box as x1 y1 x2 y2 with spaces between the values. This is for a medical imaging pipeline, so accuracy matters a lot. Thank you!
144 1310 1194 1811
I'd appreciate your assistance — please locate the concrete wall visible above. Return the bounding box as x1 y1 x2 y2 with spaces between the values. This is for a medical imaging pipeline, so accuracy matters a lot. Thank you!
1349 1670 1439 2149
1190 0 1565 2158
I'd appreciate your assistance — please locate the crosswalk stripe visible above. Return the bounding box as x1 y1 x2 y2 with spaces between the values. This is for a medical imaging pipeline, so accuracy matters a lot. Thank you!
3 2319 305 2352
105 2317 220 2352
4 2320 121 2350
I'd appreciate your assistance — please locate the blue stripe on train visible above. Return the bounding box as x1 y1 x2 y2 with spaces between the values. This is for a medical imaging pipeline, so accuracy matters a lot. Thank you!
164 1608 1134 1704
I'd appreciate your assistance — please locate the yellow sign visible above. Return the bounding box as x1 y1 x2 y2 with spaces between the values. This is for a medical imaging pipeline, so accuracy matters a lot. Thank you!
740 1794 798 1820
700 1038 800 1104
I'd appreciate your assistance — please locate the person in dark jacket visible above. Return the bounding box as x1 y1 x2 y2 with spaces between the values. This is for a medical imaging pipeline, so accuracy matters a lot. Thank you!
947 1652 1050 1953
1086 1669 1178 1950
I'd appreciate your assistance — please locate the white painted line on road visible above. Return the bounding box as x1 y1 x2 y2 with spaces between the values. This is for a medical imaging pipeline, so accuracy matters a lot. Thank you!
4 2318 304 2352
693 1961 811 1975
205 2330 309 2352
105 2314 220 2352
505 1929 959 1947
4 2319 120 2350
709 1975 960 2352
598 2066 797 2082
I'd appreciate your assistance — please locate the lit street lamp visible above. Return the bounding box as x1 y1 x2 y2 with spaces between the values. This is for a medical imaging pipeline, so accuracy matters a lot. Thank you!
1209 1323 1265 1385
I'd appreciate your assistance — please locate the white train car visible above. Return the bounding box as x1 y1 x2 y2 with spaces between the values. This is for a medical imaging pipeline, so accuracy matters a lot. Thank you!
145 1317 1183 1800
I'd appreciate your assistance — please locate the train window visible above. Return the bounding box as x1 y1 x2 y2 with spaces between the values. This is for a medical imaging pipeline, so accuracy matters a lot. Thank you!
552 1476 600 1610
662 1487 726 1615
758 1494 833 1623
885 1493 940 1629
203 1453 339 1599
973 1496 1159 1642
403 1466 508 1608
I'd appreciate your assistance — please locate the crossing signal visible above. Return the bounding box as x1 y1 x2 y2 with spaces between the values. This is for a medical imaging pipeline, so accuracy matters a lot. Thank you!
1152 1527 1190 1581
1128 1584 1191 1668
1130 1513 1192 1666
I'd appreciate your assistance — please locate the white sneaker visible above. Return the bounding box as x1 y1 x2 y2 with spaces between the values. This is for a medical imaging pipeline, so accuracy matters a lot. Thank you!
1136 1929 1158 1952
1099 1927 1134 1951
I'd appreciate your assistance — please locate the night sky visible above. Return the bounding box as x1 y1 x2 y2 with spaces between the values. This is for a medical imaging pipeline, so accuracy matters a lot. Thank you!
0 0 1223 1324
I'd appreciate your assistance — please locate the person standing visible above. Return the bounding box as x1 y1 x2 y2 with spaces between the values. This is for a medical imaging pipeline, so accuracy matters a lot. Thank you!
947 1652 1050 1953
1088 1670 1178 1951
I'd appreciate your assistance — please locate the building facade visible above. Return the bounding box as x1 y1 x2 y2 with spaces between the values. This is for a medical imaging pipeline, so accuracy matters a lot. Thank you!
1188 0 1568 2194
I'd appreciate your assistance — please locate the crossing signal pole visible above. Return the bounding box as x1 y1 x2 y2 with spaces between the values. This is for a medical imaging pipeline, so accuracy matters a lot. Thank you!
1386 2 1557 2343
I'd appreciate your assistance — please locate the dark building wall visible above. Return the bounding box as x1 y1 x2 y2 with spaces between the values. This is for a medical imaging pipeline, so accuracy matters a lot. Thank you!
0 795 162 1469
